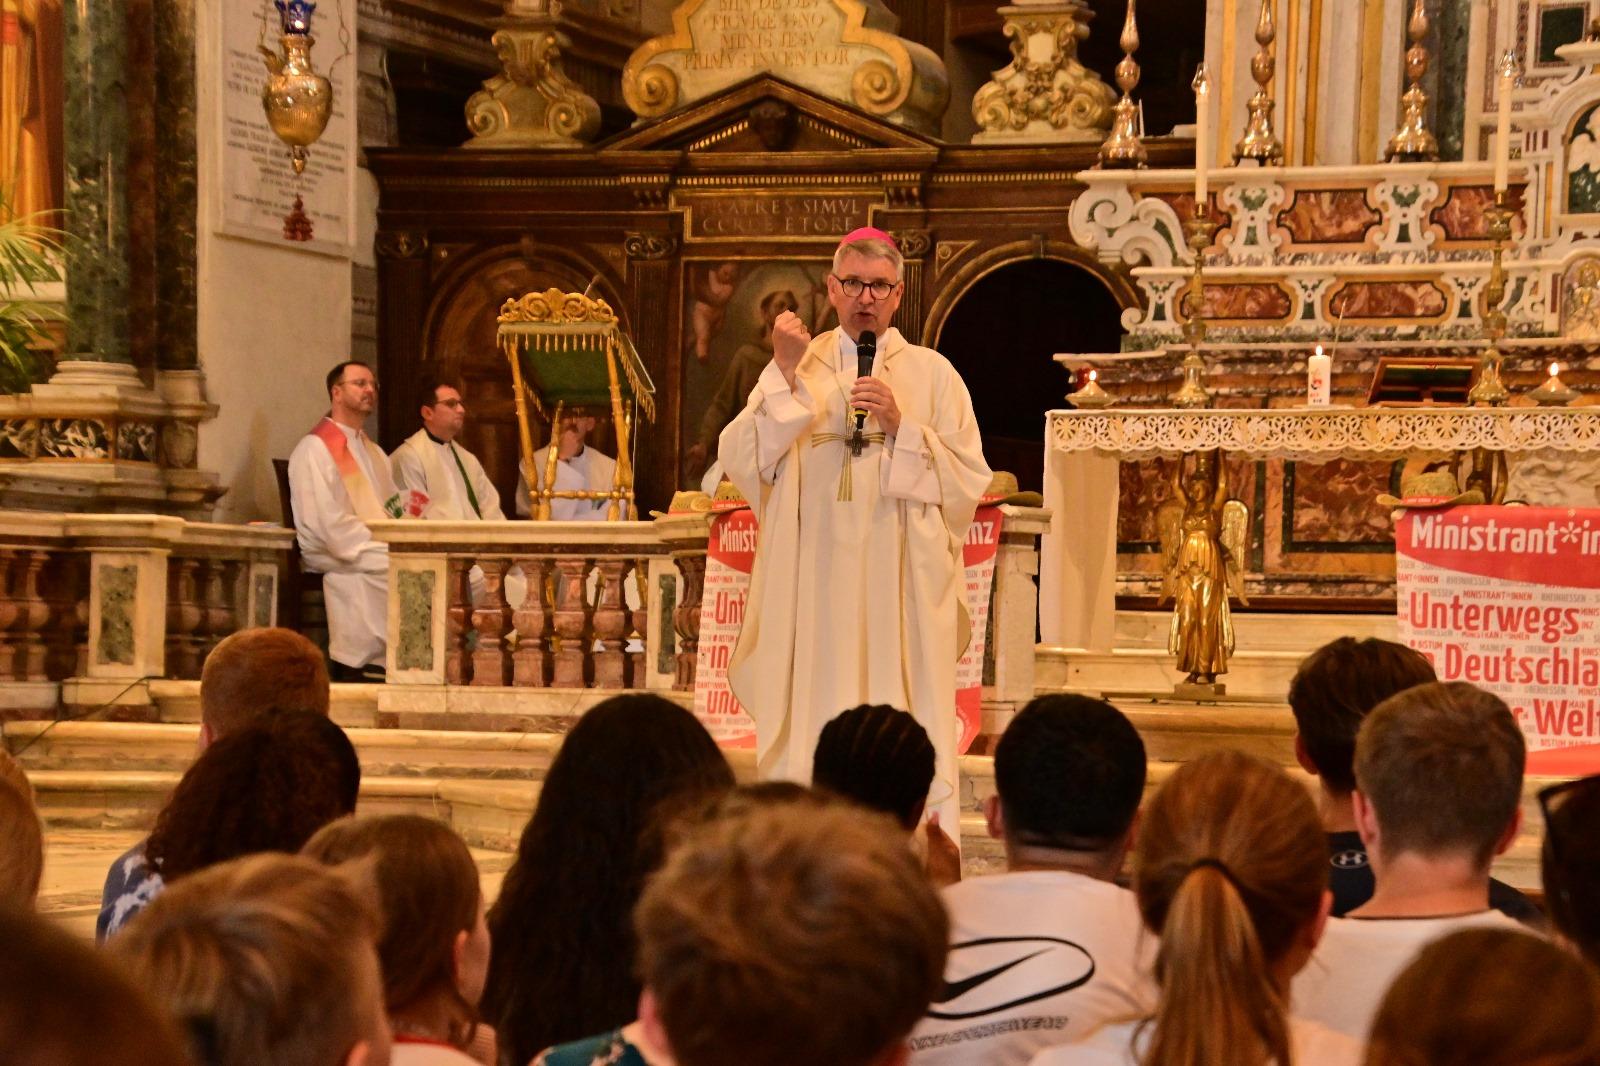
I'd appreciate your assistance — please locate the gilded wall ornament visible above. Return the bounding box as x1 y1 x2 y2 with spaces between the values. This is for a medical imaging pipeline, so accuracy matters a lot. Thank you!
623 233 681 261
972 0 1115 144
375 230 429 260
622 0 948 136
465 1 602 148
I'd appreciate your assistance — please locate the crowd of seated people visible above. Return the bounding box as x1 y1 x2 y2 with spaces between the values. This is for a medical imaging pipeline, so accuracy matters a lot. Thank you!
5 629 1600 1066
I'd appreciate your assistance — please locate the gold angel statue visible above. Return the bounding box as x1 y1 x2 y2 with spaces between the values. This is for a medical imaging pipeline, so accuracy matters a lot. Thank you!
1157 450 1250 687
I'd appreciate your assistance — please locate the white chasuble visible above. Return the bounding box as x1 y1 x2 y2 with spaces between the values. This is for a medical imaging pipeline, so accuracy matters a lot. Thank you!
719 326 991 831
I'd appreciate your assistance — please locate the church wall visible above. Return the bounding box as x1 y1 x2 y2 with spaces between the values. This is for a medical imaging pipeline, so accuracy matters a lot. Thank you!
191 0 359 525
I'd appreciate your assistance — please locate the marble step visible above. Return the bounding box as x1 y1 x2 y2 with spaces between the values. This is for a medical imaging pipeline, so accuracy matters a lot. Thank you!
26 771 469 829
1111 610 1397 652
4 720 761 784
6 722 564 780
1036 647 1307 700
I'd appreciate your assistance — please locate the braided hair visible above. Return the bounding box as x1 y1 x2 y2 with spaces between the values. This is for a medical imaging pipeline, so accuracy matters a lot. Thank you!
811 705 935 829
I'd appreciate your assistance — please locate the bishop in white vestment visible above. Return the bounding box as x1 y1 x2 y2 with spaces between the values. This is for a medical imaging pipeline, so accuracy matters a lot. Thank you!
719 229 991 831
287 362 395 671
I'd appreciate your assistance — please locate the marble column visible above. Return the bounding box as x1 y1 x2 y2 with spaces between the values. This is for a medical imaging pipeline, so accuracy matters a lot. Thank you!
1430 0 1473 163
154 0 198 371
62 0 132 366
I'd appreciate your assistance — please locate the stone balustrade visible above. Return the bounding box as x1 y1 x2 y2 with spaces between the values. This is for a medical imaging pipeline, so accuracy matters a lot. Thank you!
369 520 677 692
0 513 291 711
371 506 1053 740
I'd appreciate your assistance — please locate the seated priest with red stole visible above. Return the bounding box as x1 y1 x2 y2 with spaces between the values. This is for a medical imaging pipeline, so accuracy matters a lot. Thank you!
288 360 415 680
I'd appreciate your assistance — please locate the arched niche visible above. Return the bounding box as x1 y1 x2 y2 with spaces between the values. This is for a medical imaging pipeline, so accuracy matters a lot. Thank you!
926 247 1131 493
418 245 629 509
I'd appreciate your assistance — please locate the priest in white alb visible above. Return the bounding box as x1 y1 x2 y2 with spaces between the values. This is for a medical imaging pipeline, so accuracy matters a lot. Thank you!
391 376 505 521
719 228 991 834
515 413 628 519
287 360 401 680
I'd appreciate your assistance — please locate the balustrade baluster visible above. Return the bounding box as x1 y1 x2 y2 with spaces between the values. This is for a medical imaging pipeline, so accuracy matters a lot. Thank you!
591 558 628 689
165 557 205 679
0 549 20 680
511 557 551 687
470 557 513 686
673 554 706 691
445 556 474 685
15 550 50 680
200 558 234 656
45 551 85 681
551 556 593 687
628 558 648 688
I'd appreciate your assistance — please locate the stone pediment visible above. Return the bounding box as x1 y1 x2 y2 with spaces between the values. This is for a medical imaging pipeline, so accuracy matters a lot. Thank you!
602 75 941 155
621 0 948 135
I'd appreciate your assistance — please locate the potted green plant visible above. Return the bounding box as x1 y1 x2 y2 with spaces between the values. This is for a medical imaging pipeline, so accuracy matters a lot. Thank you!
0 196 66 394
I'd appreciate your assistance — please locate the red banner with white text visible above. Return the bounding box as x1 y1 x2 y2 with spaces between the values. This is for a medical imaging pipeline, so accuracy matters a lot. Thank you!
1395 506 1600 774
692 506 1004 754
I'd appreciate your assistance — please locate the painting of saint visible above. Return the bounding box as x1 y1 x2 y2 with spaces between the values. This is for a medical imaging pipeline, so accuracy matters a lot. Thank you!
681 261 834 486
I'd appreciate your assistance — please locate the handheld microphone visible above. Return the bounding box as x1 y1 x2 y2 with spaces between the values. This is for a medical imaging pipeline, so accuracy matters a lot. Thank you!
852 330 877 443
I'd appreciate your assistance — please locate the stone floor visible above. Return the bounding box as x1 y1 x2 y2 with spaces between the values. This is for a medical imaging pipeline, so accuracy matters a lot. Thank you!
38 827 514 940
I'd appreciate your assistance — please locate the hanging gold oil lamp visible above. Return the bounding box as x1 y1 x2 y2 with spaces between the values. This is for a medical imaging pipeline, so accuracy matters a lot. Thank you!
260 0 333 241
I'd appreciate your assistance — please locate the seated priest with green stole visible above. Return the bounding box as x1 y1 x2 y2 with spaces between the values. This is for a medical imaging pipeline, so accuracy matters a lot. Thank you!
390 376 505 521
287 361 403 680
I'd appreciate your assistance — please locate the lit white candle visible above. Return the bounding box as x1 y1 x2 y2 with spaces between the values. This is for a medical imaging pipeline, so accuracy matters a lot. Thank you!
1493 50 1518 193
1307 343 1331 407
1193 64 1210 209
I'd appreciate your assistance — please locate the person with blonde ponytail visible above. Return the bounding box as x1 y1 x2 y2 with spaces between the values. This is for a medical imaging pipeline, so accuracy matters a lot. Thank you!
1032 750 1360 1066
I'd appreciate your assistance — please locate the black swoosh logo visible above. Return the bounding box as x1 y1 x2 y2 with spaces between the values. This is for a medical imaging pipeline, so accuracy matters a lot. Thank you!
926 936 1097 1021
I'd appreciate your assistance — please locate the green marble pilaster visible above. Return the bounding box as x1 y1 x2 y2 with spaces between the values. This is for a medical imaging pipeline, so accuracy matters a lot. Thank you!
1432 0 1472 163
63 0 132 365
154 0 198 371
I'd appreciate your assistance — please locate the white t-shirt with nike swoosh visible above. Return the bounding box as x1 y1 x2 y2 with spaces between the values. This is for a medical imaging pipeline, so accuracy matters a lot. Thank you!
907 870 1158 1066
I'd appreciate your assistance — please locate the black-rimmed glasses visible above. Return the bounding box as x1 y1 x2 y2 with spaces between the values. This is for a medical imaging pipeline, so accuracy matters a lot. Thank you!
832 275 899 300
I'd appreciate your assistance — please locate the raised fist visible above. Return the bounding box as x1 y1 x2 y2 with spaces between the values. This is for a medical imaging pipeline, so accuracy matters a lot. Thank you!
770 310 811 388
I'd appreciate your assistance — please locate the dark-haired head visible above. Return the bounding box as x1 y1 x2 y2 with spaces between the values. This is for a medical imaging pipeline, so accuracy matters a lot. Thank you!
1542 774 1600 968
812 704 934 830
1288 637 1435 795
992 694 1146 858
145 710 361 882
414 373 459 411
325 360 371 398
481 694 734 1065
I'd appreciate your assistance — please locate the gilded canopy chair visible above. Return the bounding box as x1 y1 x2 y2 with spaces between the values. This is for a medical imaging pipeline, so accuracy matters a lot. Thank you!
496 289 656 520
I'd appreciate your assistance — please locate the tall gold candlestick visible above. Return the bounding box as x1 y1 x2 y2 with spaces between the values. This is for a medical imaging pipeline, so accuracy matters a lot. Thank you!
1234 0 1283 165
1468 191 1514 406
1386 0 1439 161
1173 210 1217 409
1100 0 1148 168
